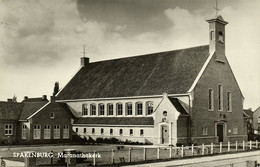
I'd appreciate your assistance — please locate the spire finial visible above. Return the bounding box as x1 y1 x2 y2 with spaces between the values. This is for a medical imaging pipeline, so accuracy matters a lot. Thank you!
81 45 87 57
214 0 220 16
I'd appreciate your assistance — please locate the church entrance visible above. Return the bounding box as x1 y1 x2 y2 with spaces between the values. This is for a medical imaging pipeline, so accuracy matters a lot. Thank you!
217 124 224 143
162 125 169 144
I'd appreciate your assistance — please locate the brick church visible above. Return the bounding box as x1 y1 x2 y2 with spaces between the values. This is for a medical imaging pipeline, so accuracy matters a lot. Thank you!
55 15 248 145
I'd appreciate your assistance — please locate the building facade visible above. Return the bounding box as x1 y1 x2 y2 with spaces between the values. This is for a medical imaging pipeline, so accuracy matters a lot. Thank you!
56 15 247 145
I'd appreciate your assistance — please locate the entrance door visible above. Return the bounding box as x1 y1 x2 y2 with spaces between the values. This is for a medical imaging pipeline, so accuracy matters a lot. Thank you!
217 124 224 143
162 126 169 144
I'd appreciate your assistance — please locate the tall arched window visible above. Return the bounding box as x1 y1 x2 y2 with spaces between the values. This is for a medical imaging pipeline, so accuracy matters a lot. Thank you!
117 103 123 115
82 104 88 116
90 104 96 115
99 104 105 115
126 103 132 116
108 103 113 115
136 102 143 115
146 101 153 115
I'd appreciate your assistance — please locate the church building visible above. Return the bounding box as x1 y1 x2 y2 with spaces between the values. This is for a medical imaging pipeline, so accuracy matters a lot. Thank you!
56 15 247 145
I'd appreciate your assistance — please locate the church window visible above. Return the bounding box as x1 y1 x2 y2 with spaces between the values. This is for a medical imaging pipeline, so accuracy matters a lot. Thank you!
108 104 113 115
130 129 133 136
202 126 208 135
140 129 144 136
208 89 214 111
126 103 132 115
218 85 223 111
110 129 113 135
82 104 88 116
120 129 123 136
92 128 95 134
33 125 41 139
99 104 105 115
219 31 224 43
136 102 143 115
22 124 27 139
54 125 60 139
90 104 96 115
5 124 13 135
227 92 232 112
44 125 51 139
146 101 153 115
117 103 123 115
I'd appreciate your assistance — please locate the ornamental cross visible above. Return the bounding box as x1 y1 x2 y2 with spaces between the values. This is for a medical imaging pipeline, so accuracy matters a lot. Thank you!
214 0 220 16
81 45 87 57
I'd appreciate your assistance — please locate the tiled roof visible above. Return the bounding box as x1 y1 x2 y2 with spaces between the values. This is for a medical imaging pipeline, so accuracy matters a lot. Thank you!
169 98 189 115
0 102 23 120
19 102 48 120
57 45 209 100
73 117 154 125
243 109 253 118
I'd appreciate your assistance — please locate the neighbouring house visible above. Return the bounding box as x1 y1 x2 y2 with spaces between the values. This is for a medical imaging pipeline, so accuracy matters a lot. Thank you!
0 95 74 145
56 15 247 145
253 106 260 134
243 108 254 139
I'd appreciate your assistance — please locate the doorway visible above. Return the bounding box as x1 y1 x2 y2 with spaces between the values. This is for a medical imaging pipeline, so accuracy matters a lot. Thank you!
217 124 224 142
162 126 169 144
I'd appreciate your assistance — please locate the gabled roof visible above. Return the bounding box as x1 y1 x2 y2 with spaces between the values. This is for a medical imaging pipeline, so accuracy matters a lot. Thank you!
57 45 210 100
19 101 49 120
243 109 253 118
169 98 189 115
28 102 75 119
73 117 154 125
0 101 23 120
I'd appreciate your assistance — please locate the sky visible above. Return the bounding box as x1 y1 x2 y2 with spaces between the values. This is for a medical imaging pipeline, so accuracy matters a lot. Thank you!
0 0 259 110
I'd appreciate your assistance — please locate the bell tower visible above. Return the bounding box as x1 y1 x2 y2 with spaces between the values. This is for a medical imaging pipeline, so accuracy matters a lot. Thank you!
206 15 228 60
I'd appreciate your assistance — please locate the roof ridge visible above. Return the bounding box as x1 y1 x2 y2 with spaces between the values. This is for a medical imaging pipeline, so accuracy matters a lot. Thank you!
90 44 209 64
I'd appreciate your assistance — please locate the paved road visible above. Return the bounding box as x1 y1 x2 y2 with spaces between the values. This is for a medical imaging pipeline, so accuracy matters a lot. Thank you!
123 150 260 167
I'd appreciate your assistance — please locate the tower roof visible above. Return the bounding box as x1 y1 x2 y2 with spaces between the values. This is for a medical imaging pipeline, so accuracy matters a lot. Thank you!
206 15 228 25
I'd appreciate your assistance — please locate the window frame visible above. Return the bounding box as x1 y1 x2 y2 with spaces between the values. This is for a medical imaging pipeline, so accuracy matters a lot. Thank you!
218 85 223 111
90 104 96 116
108 103 114 116
136 102 143 115
5 124 13 136
130 129 133 136
22 124 27 139
110 129 113 135
82 104 88 116
227 92 232 112
33 124 41 139
208 88 214 111
126 103 132 116
63 125 69 139
140 129 144 136
202 126 208 135
43 125 51 139
117 103 123 116
146 101 153 115
99 104 105 116
54 125 60 139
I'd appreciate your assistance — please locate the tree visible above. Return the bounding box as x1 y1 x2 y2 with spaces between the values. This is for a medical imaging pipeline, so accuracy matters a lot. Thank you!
53 82 59 96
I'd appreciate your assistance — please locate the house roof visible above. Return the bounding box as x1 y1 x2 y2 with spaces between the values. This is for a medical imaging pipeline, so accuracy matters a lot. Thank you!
0 101 23 120
57 45 210 100
30 102 75 119
169 98 189 115
19 101 49 120
243 109 253 118
73 117 154 125
22 97 49 103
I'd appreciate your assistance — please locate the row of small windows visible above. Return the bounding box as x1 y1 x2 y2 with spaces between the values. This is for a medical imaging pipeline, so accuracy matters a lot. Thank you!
82 102 153 116
24 124 70 140
76 128 144 136
208 85 232 112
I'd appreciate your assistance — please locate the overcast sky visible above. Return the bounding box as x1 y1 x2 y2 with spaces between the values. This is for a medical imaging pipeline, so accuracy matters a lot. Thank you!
0 0 259 110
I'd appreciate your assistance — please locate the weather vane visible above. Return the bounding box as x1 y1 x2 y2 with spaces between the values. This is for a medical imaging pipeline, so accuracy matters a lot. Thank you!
214 0 220 16
81 45 87 57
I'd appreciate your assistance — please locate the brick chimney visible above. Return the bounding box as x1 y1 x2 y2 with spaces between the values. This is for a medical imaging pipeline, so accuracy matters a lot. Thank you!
24 96 28 101
7 99 12 102
42 95 47 100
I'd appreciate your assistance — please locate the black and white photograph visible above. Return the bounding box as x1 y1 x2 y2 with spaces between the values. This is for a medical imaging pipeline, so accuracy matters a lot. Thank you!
0 0 260 166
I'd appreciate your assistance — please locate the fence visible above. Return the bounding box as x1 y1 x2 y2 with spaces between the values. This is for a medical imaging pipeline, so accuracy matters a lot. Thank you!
10 140 260 166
